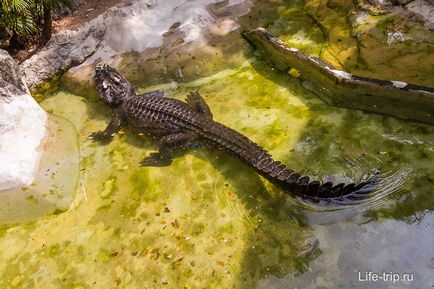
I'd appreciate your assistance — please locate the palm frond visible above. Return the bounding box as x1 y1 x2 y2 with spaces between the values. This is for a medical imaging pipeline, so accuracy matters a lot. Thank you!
1 0 73 43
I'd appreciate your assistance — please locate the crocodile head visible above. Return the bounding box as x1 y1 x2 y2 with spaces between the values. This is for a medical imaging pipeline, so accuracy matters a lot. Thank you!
94 64 134 107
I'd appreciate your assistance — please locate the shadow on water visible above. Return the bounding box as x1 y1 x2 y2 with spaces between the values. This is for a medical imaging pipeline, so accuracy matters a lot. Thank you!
242 3 434 286
10 1 431 287
76 42 434 289
191 150 324 288
244 0 434 223
284 93 434 222
249 59 412 210
84 98 323 288
242 61 434 289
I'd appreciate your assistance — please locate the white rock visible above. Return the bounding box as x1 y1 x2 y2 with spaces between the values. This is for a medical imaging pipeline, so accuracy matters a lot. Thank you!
21 19 105 88
387 31 411 45
406 0 434 26
0 95 47 191
391 80 408 88
76 0 252 69
0 50 48 192
329 68 353 80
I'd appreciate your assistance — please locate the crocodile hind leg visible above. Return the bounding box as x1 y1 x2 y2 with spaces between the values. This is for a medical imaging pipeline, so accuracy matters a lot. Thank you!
140 131 199 167
186 91 213 119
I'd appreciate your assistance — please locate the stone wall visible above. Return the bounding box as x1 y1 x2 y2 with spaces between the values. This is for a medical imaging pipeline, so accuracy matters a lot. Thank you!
0 50 29 100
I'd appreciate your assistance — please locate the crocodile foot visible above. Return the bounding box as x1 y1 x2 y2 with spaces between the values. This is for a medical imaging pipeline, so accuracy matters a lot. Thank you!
89 131 113 144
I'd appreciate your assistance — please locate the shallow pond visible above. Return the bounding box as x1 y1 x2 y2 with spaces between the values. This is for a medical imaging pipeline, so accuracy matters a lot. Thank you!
1 0 434 288
1 58 433 288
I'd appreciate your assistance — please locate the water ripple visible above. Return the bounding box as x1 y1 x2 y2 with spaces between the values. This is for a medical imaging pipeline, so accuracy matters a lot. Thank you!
297 164 413 215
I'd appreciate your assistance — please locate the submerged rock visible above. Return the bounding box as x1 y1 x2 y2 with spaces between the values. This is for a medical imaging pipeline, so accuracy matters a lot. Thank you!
359 0 434 29
405 0 434 29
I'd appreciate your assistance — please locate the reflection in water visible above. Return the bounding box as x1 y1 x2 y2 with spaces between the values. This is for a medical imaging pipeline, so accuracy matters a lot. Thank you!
300 165 412 214
0 61 433 288
262 211 434 289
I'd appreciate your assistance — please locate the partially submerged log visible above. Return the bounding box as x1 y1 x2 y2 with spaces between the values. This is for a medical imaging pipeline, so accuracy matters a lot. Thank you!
244 27 434 125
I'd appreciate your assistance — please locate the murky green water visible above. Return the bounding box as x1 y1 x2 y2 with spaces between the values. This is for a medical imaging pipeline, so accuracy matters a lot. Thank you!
2 0 434 288
1 59 433 288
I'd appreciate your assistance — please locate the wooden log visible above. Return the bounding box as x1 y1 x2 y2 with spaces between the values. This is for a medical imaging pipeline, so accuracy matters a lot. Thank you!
244 27 434 125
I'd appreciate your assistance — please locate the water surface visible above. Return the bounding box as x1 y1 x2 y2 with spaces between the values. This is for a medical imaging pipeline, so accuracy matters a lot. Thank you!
1 0 434 287
1 59 433 288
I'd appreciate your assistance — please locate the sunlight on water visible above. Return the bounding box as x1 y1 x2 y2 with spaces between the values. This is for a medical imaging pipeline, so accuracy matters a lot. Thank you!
1 62 433 288
1 0 434 286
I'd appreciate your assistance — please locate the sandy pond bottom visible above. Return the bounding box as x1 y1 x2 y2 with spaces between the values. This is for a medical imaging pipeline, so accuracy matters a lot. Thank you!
1 60 434 288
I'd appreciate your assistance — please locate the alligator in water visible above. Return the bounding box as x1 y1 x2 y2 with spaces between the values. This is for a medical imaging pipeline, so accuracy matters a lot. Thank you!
91 64 374 202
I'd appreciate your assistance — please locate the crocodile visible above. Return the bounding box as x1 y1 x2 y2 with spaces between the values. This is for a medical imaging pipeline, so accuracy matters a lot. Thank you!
91 64 374 202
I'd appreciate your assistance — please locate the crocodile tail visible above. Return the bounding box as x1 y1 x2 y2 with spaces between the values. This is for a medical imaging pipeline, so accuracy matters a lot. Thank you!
288 174 373 200
201 121 375 201
257 161 374 200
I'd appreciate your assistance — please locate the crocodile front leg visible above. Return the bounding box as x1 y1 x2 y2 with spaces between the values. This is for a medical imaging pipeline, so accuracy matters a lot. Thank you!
90 111 123 144
141 131 199 167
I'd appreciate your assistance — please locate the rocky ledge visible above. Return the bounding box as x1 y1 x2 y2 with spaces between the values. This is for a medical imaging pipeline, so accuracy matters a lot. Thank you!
20 0 254 91
0 50 48 192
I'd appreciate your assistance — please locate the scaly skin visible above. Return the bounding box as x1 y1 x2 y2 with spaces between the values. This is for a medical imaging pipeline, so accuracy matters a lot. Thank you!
91 64 374 202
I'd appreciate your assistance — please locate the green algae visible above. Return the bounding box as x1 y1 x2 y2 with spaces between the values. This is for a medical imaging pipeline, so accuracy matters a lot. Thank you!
1 58 434 288
2 1 434 285
266 0 325 57
264 0 434 87
30 72 63 103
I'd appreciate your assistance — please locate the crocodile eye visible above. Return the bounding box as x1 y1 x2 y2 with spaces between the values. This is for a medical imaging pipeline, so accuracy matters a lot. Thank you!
113 76 121 84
